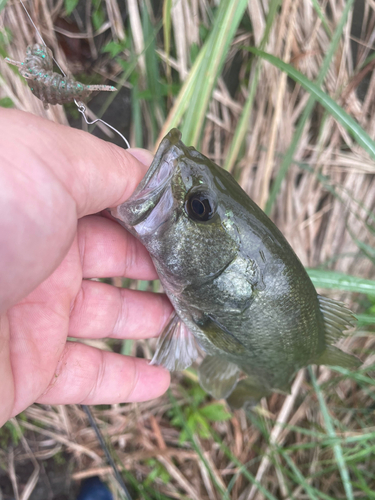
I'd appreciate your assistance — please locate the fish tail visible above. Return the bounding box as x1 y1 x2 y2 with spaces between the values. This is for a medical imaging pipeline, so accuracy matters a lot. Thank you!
314 345 361 369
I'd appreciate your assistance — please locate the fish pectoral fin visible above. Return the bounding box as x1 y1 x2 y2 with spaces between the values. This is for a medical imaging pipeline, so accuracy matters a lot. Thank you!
150 312 198 371
198 355 240 399
202 315 247 355
226 378 271 410
313 345 361 369
318 295 357 343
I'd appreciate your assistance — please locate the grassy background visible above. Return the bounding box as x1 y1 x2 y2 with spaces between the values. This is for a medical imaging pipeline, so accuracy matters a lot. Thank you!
1 0 375 499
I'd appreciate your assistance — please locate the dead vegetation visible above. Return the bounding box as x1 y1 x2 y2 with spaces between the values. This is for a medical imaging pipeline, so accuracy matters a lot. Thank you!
0 0 375 499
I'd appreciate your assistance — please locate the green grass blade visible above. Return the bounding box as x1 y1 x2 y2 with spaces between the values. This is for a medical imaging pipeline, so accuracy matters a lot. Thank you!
162 0 172 74
90 20 163 140
121 339 133 356
223 0 281 172
351 466 375 499
181 0 248 146
251 46 375 162
168 391 231 500
142 4 165 142
0 0 9 12
347 230 375 266
131 74 143 147
309 368 354 500
358 51 375 72
64 0 79 15
310 0 332 36
329 366 375 387
357 314 375 326
282 452 320 500
157 43 208 142
209 428 279 500
307 269 375 295
158 0 249 144
248 0 371 214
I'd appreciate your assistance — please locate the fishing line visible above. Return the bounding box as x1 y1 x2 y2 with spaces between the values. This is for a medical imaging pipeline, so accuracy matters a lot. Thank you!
19 0 66 77
12 2 133 498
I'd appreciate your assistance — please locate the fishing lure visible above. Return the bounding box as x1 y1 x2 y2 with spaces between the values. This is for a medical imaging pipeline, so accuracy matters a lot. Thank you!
6 43 116 109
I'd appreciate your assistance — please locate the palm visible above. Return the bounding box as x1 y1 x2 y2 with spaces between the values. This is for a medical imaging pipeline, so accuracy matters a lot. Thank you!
6 229 82 415
2 215 171 421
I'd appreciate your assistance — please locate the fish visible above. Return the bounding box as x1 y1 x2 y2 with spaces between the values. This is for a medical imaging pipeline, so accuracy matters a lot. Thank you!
111 129 360 409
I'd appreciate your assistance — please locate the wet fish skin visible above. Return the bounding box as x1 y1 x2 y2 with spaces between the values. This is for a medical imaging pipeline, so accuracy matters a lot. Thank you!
112 129 359 408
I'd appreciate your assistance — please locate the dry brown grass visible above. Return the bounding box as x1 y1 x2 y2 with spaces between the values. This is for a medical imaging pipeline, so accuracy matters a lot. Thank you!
1 1 375 499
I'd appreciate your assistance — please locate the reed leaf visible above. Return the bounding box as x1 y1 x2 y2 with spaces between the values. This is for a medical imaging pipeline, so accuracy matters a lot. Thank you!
181 0 248 146
223 0 281 172
307 269 375 295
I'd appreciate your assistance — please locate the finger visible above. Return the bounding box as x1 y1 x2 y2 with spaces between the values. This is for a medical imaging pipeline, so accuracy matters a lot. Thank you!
78 215 157 279
3 109 153 218
35 342 170 405
69 280 173 339
127 148 154 167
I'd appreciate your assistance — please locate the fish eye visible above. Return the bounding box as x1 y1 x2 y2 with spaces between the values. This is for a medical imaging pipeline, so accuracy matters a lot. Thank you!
185 189 216 222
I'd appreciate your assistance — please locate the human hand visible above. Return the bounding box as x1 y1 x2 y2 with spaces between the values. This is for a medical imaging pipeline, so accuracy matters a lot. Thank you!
0 109 171 427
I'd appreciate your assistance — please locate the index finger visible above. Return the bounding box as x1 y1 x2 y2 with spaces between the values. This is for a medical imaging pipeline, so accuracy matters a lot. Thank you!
2 109 153 218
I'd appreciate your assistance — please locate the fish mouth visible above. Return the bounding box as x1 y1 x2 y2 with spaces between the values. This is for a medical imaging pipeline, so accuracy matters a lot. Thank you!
111 129 183 228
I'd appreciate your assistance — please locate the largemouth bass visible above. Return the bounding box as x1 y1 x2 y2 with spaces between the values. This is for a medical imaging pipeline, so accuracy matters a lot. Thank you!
111 129 360 408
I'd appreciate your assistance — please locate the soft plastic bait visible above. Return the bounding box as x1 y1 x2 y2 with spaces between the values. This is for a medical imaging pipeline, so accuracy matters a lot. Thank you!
6 43 115 109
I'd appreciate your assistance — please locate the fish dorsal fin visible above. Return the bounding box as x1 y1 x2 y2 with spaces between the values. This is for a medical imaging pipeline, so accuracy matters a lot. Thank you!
318 295 357 343
198 355 240 399
150 312 198 371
